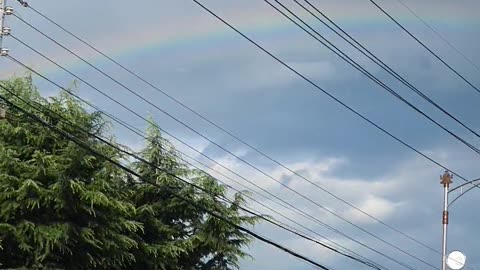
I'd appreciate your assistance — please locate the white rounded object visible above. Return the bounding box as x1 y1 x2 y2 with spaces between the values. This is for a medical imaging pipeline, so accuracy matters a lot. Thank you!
446 250 466 270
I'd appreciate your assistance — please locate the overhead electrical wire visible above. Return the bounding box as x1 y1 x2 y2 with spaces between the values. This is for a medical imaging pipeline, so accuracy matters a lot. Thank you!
14 3 435 259
189 1 480 266
1 75 387 270
261 0 480 159
392 0 480 74
186 0 469 184
368 0 480 95
0 91 333 270
5 42 395 268
12 5 472 181
6 41 423 269
0 82 385 270
296 0 480 139
184 159 386 270
8 7 463 268
184 160 386 270
1 56 381 268
277 0 480 189
10 2 472 266
13 0 474 213
17 3 478 263
5 0 478 266
5 53 411 270
288 0 466 256
6 1 476 268
286 1 479 267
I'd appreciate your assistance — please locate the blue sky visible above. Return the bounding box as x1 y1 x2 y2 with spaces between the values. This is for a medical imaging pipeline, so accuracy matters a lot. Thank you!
2 0 480 269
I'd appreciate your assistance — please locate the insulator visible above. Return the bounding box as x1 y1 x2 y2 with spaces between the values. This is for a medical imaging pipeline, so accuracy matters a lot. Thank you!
4 6 14 15
1 27 11 35
0 48 9 56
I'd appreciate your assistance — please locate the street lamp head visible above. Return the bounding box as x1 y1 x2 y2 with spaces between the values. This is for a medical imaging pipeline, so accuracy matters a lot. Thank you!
441 171 453 187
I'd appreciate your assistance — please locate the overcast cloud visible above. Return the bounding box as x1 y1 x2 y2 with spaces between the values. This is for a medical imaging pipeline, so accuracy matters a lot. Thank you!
2 0 480 269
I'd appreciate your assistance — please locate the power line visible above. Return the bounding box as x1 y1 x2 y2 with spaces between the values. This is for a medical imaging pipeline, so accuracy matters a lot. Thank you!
1 64 380 268
262 0 480 159
11 5 472 181
7 3 470 266
5 53 411 270
15 3 432 262
2 1 476 266
18 3 478 261
368 0 480 95
6 1 476 268
290 0 479 182
6 36 286 212
392 0 480 74
255 4 479 260
183 157 387 270
286 0 446 256
192 0 439 265
292 2 479 267
183 158 386 270
0 91 333 270
18 19 427 267
8 6 463 267
6 40 420 268
189 1 480 266
297 0 480 140
289 1 479 268
0 82 384 270
186 0 468 184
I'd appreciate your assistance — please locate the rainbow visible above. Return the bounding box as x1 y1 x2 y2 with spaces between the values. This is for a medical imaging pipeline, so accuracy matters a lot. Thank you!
3 1 478 79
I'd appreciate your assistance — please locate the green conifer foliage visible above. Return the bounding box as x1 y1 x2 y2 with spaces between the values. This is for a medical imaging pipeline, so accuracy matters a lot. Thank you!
0 77 141 269
0 77 257 270
128 121 258 270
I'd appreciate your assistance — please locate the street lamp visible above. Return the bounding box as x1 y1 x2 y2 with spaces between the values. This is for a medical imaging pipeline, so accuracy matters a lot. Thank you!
440 171 480 270
440 171 452 270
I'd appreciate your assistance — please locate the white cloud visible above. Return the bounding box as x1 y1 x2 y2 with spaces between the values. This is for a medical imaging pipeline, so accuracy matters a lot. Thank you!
343 194 403 224
190 143 480 269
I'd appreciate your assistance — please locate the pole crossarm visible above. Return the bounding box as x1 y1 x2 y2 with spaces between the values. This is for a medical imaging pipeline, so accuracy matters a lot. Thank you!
448 177 480 207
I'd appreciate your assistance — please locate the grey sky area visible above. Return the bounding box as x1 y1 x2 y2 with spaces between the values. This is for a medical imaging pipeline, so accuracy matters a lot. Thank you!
2 0 480 269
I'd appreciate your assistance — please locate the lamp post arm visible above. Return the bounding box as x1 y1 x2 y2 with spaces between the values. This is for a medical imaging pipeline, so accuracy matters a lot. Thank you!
449 180 480 207
448 177 480 194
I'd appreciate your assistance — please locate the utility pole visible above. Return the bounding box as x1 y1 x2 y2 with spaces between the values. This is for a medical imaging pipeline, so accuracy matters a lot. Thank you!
0 0 4 38
0 0 5 120
0 0 11 120
440 171 453 270
0 0 6 53
1 0 13 56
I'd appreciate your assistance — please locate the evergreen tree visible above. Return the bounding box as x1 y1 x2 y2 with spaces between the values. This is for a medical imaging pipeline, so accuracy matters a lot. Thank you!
127 122 258 270
0 76 257 270
0 77 141 269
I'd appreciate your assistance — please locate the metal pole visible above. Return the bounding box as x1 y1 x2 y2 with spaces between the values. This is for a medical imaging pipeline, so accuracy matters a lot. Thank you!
440 171 452 270
0 0 6 120
0 0 9 56
0 0 5 49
